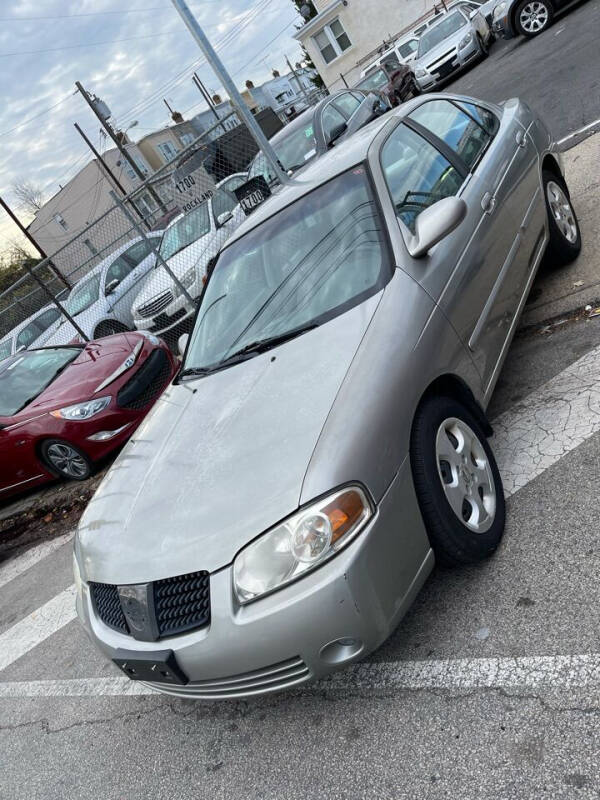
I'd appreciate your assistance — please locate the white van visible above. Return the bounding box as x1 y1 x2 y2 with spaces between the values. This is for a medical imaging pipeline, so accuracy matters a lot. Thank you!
359 34 419 78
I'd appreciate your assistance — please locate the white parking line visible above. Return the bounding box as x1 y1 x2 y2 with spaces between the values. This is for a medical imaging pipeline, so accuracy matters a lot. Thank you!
557 117 600 145
0 652 599 697
0 531 74 591
0 585 76 673
492 342 600 496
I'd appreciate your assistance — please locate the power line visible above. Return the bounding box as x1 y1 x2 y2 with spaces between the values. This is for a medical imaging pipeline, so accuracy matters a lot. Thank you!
0 31 181 58
0 92 77 138
0 7 173 21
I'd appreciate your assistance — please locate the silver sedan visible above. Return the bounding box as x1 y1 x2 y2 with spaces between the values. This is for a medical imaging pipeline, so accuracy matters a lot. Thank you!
75 93 581 699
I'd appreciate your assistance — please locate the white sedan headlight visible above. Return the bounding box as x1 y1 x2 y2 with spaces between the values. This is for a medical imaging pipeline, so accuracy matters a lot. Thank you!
50 396 111 421
414 67 428 78
493 1 507 20
233 486 373 604
459 32 473 48
173 267 198 298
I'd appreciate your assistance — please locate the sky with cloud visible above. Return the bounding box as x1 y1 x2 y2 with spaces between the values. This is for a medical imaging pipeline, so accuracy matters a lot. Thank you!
0 0 306 256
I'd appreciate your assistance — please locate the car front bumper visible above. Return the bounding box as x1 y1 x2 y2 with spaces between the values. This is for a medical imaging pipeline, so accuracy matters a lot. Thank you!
134 293 197 336
76 460 434 699
415 41 481 91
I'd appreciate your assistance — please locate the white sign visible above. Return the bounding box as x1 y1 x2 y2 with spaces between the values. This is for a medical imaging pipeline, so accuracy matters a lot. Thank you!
172 150 216 214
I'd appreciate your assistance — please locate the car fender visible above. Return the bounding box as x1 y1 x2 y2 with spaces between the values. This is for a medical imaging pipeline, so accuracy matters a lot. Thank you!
300 269 482 508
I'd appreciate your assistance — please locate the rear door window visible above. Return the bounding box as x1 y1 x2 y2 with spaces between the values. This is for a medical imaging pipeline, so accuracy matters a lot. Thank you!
409 99 496 171
333 92 362 118
321 103 348 142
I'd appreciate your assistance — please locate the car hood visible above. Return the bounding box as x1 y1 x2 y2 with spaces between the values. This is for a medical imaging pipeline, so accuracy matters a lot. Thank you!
78 293 382 584
20 333 144 416
133 233 218 308
415 27 467 66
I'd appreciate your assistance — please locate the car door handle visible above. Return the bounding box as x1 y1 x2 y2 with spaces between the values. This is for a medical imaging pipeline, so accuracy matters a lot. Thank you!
481 192 496 214
516 130 527 148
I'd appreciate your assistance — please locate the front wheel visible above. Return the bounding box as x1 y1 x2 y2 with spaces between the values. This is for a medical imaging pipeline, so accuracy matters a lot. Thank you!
40 440 93 482
410 396 506 567
93 320 130 339
514 0 553 36
477 33 489 57
543 170 581 265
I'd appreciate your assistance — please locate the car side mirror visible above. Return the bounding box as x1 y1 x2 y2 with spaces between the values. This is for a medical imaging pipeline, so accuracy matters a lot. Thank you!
326 121 347 147
177 333 189 358
217 211 233 227
105 278 119 295
406 197 467 258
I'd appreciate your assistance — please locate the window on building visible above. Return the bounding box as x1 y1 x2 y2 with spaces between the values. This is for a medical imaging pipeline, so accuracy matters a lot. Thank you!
157 140 178 162
84 238 98 256
180 132 195 146
54 213 68 231
313 18 352 64
133 155 149 175
124 165 136 180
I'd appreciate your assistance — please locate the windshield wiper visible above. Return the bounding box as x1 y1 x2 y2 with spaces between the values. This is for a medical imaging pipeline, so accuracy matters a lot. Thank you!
178 366 213 379
221 323 319 363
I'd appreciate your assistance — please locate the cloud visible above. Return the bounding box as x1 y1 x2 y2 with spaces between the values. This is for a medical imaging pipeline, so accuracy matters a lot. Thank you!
0 0 305 254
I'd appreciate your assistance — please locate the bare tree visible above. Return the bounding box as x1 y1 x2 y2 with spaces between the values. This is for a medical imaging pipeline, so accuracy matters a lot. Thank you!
11 180 45 214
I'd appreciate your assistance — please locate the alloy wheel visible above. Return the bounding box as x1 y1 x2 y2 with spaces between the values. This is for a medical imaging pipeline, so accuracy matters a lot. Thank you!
546 181 578 244
519 1 549 33
46 443 89 478
435 417 497 533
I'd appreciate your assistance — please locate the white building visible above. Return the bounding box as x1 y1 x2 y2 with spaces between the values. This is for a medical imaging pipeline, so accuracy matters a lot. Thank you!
294 0 437 88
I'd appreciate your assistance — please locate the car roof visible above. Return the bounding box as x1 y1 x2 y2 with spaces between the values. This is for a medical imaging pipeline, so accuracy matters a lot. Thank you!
225 112 394 248
268 108 315 145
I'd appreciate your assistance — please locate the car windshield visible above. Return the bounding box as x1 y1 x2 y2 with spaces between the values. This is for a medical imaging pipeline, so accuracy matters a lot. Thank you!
0 339 13 362
159 203 211 261
248 123 318 182
0 348 81 416
182 166 388 373
418 12 467 56
357 68 388 92
65 274 101 316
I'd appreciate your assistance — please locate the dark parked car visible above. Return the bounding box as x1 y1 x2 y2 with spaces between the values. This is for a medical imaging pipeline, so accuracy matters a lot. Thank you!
354 58 418 107
246 89 390 186
492 0 578 36
0 332 178 499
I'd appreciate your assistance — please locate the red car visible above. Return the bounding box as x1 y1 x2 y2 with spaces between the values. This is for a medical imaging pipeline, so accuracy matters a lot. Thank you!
0 332 178 500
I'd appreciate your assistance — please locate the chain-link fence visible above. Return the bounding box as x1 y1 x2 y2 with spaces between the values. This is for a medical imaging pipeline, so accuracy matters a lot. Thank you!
1 95 330 358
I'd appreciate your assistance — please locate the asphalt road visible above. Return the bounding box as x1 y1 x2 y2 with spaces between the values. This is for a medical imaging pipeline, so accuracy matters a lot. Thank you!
3 9 600 799
448 0 600 143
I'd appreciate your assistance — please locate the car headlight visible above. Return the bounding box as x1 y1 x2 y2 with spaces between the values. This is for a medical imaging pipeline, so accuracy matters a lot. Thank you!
493 1 507 20
233 486 373 604
459 32 473 48
414 67 427 78
173 267 197 298
50 396 111 421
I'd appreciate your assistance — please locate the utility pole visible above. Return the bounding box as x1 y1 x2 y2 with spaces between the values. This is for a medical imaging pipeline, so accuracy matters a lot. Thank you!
75 81 167 213
171 0 288 185
285 55 310 104
0 196 71 290
192 72 226 134
73 123 148 228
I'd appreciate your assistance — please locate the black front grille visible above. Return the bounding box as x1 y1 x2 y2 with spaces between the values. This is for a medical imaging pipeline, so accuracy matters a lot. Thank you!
147 306 188 333
90 571 210 640
90 583 129 634
154 571 211 638
116 348 171 411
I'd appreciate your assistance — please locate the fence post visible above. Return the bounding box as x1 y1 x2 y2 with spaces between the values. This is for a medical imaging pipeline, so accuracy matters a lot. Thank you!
23 260 89 341
108 191 194 306
170 0 290 186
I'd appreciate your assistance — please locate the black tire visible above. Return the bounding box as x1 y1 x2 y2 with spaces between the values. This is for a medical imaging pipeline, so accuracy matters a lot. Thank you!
514 0 553 37
542 169 582 266
93 319 130 339
410 395 505 567
477 33 489 57
40 439 93 482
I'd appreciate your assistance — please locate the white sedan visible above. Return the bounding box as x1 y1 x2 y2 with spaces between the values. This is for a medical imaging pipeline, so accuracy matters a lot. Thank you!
45 232 162 345
132 188 244 336
0 304 63 361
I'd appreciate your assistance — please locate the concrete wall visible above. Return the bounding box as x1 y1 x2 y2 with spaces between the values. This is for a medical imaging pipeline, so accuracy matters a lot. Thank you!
299 0 434 88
